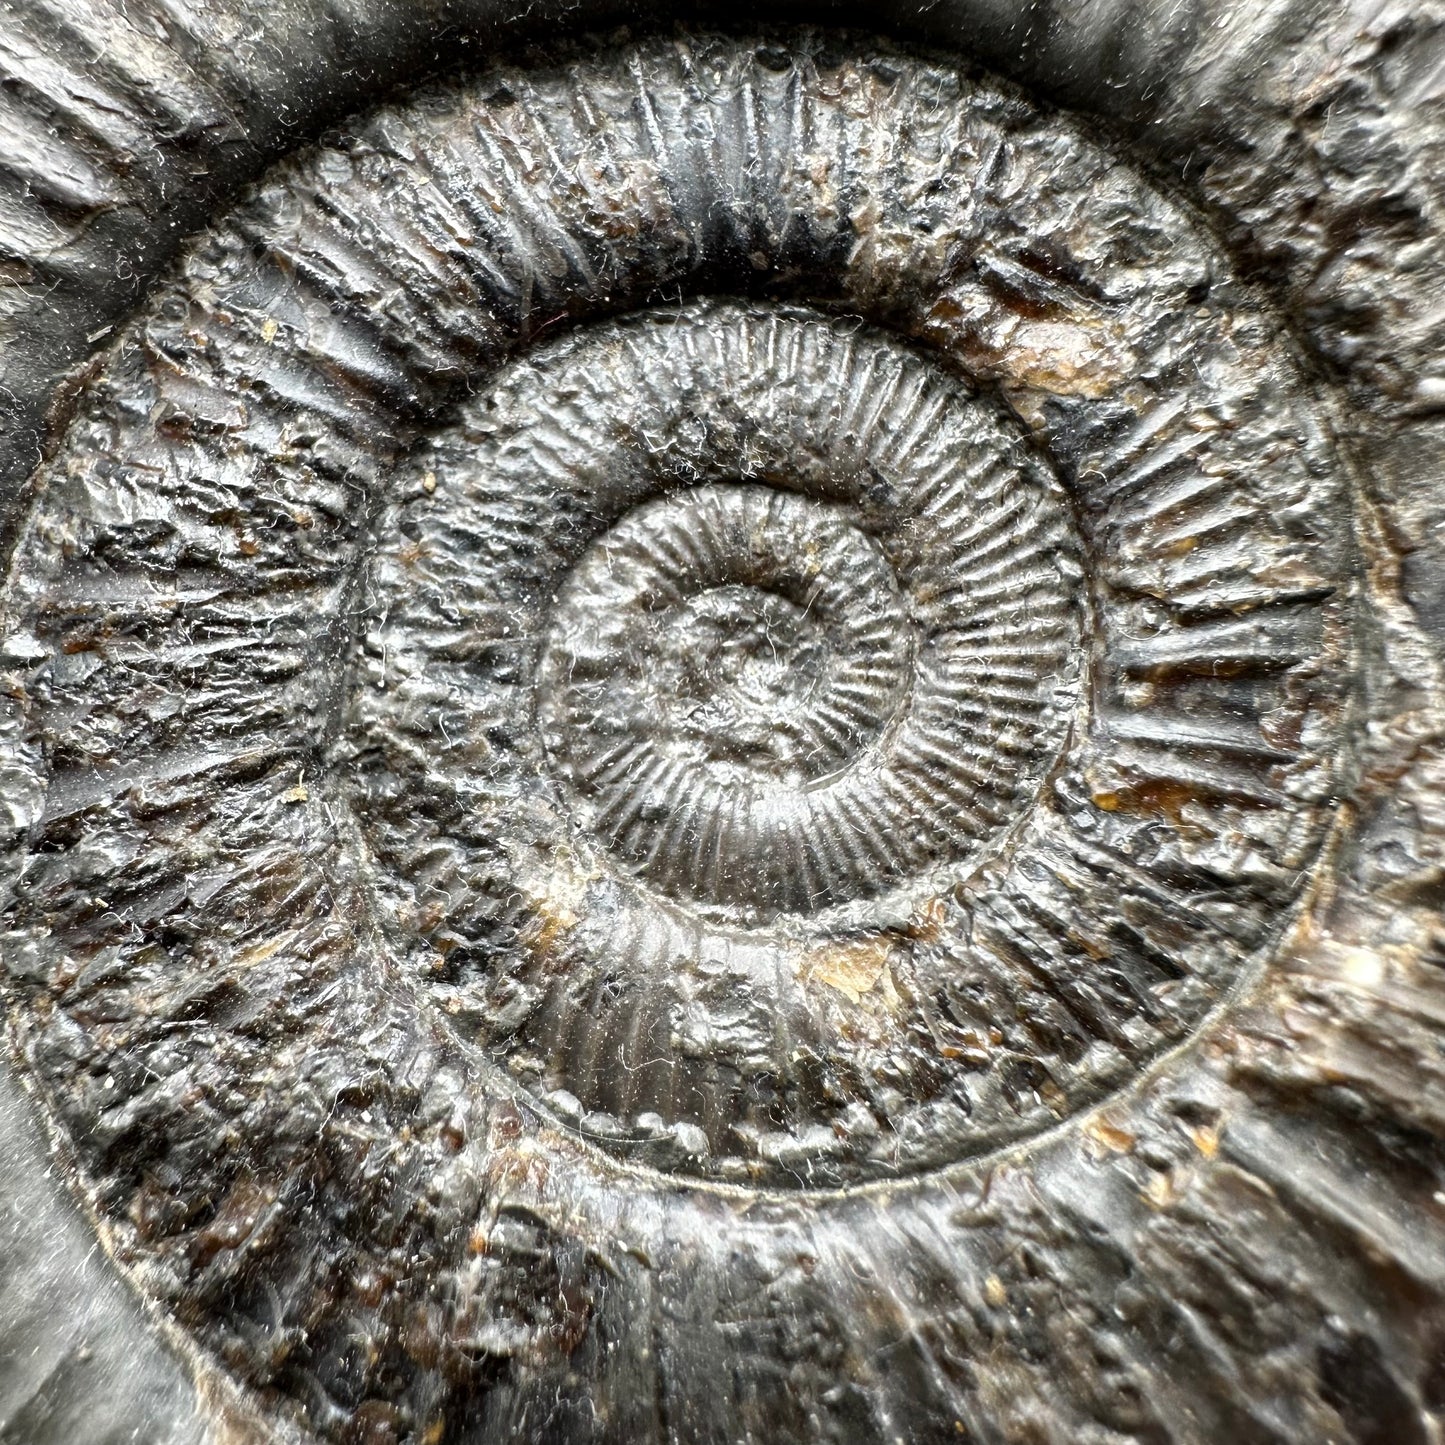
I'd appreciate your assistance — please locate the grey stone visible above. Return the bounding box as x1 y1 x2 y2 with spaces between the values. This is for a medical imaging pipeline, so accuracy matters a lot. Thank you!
0 7 1441 1445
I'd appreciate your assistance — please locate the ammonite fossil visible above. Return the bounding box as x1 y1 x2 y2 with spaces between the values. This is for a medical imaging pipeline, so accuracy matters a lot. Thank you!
0 8 1442 1445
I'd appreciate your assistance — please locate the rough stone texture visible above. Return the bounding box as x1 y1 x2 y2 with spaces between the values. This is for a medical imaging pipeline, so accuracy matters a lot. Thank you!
0 6 1441 1445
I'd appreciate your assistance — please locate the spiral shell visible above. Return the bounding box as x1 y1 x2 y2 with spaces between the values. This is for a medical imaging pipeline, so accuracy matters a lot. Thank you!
0 25 1388 1444
339 297 1101 1181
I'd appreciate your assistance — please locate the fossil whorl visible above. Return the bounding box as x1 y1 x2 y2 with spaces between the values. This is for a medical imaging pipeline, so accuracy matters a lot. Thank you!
0 25 1409 1445
345 300 1095 1182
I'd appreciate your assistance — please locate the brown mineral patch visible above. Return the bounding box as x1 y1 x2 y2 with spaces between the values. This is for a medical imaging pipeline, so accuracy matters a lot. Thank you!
1082 1112 1138 1157
194 1175 276 1266
1141 1169 1182 1210
1090 773 1207 826
926 289 1134 403
996 319 1132 399
798 937 898 1005
938 1026 1000 1066
523 899 576 957
235 930 298 968
1189 1124 1221 1159
906 896 949 943
520 861 597 961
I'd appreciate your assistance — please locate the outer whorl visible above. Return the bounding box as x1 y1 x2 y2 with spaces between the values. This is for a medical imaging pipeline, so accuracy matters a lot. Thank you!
0 21 1437 1445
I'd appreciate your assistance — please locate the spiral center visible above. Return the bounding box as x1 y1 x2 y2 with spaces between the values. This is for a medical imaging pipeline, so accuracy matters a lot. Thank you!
538 484 912 911
653 586 829 772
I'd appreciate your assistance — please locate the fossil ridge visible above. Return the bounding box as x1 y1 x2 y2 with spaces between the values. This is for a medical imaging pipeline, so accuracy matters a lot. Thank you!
0 15 1440 1445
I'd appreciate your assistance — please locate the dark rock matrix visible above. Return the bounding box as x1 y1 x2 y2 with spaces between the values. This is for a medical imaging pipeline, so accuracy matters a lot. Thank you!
0 13 1442 1445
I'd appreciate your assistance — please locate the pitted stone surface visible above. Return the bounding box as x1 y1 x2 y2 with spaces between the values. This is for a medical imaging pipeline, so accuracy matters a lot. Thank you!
0 29 1390 1445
